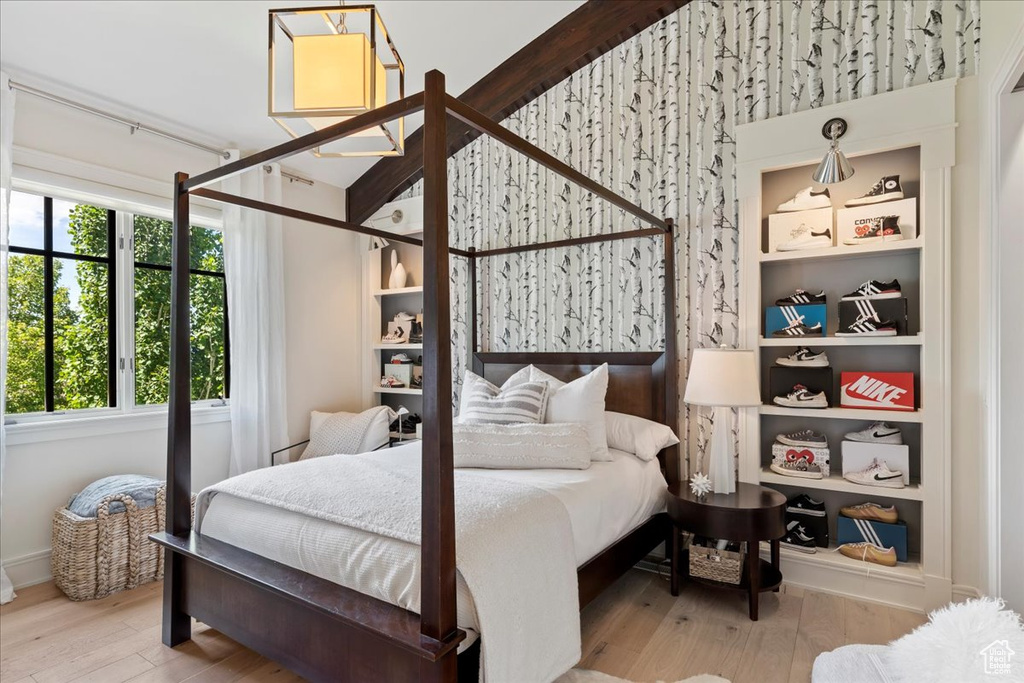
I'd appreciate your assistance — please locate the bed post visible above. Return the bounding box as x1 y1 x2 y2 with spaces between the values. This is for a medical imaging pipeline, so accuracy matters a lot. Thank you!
162 171 193 647
468 246 477 363
663 218 680 485
420 69 459 681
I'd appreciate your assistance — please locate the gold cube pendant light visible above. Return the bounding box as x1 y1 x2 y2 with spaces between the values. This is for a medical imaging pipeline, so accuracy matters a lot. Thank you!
269 5 404 157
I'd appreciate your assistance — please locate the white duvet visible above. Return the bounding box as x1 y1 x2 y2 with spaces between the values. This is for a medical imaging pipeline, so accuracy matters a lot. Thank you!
198 444 667 680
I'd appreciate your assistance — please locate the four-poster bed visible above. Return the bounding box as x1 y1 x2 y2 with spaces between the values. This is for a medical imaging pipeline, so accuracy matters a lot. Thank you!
150 70 679 682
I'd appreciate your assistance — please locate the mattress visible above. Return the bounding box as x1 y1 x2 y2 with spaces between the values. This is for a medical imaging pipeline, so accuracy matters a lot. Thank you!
199 444 668 648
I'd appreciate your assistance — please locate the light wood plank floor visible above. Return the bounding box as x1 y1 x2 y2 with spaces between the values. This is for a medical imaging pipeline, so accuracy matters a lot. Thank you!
0 571 926 682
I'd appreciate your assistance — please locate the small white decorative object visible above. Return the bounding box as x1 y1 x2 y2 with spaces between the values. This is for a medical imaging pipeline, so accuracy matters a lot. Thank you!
388 250 408 289
689 472 712 497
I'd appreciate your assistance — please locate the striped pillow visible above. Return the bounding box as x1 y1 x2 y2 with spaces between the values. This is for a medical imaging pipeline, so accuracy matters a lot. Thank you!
458 372 549 425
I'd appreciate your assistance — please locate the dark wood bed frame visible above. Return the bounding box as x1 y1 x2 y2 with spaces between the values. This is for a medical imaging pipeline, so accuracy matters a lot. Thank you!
150 69 678 683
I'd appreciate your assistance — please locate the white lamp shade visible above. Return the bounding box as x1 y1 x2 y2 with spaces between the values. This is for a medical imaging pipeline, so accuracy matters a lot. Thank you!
683 348 761 407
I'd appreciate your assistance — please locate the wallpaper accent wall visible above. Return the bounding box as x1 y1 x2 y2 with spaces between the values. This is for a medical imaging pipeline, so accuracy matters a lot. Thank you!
400 0 980 476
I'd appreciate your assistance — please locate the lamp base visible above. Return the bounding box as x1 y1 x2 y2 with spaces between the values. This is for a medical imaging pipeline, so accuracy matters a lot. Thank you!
706 407 736 495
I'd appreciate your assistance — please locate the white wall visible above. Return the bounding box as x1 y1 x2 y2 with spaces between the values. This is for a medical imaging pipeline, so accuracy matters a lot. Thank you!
1 89 362 587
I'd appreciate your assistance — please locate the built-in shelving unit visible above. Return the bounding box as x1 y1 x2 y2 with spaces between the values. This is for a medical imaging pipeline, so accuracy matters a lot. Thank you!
736 80 956 612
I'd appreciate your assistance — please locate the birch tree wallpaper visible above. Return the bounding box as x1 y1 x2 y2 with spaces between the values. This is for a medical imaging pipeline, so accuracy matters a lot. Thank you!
400 0 980 476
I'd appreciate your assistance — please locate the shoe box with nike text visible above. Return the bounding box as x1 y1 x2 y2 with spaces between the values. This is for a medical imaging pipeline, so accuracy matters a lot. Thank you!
836 198 918 247
838 298 910 335
837 515 909 562
841 440 911 486
764 304 827 337
769 367 834 406
840 371 916 411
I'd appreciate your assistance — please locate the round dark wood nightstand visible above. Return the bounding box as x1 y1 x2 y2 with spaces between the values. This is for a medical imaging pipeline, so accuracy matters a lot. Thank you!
667 481 786 621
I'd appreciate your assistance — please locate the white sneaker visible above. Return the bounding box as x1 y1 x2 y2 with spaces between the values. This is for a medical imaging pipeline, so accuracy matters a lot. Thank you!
777 226 833 251
777 187 832 212
843 459 905 488
776 347 829 368
773 384 828 409
844 421 903 444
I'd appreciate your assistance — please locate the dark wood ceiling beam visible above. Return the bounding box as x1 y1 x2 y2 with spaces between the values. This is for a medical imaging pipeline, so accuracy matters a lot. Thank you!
345 0 690 225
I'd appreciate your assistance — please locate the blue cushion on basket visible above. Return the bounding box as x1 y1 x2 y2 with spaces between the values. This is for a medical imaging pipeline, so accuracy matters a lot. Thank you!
68 475 162 518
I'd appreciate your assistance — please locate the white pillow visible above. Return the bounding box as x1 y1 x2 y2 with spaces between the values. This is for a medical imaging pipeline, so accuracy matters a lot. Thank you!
456 366 532 422
307 406 393 457
529 364 611 461
604 411 680 462
452 423 592 470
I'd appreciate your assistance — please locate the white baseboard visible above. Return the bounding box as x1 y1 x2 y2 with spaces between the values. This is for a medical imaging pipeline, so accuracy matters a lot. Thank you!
952 584 984 601
3 550 52 589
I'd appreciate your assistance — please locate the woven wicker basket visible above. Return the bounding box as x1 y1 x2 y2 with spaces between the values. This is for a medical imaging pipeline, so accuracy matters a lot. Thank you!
51 485 193 601
688 542 745 585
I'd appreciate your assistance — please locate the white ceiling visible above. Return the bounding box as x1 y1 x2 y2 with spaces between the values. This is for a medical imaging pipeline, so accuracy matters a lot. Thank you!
0 0 583 188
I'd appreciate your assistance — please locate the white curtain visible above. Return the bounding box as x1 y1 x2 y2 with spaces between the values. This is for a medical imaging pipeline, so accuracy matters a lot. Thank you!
1 71 17 603
221 154 289 475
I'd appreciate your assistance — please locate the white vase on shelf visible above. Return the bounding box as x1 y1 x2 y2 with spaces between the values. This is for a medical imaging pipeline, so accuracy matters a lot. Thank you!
388 250 407 289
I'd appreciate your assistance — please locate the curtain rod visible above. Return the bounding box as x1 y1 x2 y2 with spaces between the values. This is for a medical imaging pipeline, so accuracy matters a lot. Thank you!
8 79 316 187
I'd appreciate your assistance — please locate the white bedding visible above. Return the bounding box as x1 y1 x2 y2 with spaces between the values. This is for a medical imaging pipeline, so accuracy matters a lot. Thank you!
199 444 667 661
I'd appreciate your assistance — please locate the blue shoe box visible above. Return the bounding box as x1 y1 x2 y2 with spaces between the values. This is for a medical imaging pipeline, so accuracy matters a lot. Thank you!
765 304 827 337
837 515 909 562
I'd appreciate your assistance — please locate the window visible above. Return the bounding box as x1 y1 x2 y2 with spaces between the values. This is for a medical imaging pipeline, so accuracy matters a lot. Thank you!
5 191 228 418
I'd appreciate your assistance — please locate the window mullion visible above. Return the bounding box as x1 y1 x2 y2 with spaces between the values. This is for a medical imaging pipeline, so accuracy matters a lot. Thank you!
120 213 136 413
43 197 55 413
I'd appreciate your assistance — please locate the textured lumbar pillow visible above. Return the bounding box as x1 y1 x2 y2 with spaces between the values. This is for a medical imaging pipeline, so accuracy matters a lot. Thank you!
529 364 610 460
452 423 592 469
457 371 549 425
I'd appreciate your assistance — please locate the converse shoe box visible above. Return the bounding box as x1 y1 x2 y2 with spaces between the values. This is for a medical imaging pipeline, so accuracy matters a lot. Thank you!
841 441 911 485
837 516 909 562
765 208 834 253
772 442 831 478
838 298 909 335
836 198 918 246
786 510 830 548
769 366 833 406
840 371 916 412
764 303 827 336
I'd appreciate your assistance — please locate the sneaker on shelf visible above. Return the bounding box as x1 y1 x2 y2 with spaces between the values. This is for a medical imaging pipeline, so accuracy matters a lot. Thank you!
771 320 823 337
393 311 416 322
844 421 903 445
381 329 408 344
844 175 904 207
780 521 818 553
379 376 405 388
776 347 829 367
834 312 898 337
775 289 826 306
390 353 412 363
840 278 902 301
843 216 904 246
840 502 899 524
786 493 827 517
776 429 828 448
770 459 824 479
773 384 828 409
778 226 833 252
777 186 832 212
410 376 423 389
843 458 905 488
838 542 898 567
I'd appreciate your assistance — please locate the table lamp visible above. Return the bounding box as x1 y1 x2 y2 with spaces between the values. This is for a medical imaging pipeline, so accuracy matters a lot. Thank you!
683 347 761 494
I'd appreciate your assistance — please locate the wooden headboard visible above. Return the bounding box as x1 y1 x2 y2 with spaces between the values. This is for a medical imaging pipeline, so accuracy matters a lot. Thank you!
472 351 680 484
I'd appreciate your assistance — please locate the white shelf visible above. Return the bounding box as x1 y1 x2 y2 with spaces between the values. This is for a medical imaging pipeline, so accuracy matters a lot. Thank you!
759 335 923 347
759 467 924 501
373 387 422 395
762 543 923 579
374 343 423 350
759 405 925 423
759 239 923 264
372 285 423 297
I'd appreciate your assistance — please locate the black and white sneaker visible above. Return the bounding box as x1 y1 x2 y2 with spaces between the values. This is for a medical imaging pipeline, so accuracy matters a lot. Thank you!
780 521 818 553
845 175 904 207
773 384 828 409
840 279 902 301
776 429 828 448
771 320 823 337
775 289 826 306
844 421 903 444
777 186 832 212
778 226 833 251
776 347 829 367
787 493 827 517
835 312 898 337
844 216 904 246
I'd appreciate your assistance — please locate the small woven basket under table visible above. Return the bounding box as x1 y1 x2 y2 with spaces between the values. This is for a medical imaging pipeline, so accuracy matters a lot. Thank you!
688 542 745 585
51 485 194 601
